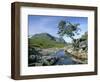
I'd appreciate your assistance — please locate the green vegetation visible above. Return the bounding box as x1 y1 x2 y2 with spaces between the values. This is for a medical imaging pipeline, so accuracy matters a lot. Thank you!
29 33 66 48
57 20 80 50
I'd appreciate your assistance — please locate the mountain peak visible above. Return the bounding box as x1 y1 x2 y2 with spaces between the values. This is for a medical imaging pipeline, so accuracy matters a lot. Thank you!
31 33 66 43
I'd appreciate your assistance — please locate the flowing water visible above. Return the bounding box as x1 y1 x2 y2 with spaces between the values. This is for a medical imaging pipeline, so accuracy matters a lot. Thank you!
53 50 78 65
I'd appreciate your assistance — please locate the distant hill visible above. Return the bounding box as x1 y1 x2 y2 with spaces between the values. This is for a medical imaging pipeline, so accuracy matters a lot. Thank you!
29 33 66 48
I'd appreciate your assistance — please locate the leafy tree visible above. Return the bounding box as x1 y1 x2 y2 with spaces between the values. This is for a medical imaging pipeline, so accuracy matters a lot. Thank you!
81 32 88 40
57 20 80 50
79 32 88 52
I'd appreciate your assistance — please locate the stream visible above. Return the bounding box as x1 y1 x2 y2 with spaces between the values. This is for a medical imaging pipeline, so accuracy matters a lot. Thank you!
53 50 78 65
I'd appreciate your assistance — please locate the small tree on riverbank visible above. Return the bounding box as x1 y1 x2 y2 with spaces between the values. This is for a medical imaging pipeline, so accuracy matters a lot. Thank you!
57 20 81 52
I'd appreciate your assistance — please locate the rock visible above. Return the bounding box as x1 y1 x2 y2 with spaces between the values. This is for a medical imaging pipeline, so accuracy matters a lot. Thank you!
29 55 36 60
79 40 87 49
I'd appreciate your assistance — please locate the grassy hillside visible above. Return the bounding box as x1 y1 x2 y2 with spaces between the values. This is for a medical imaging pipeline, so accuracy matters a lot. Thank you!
29 33 66 48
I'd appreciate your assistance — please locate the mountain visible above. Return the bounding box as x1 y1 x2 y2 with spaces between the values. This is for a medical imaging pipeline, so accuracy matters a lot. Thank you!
29 33 66 48
31 33 55 40
31 33 66 43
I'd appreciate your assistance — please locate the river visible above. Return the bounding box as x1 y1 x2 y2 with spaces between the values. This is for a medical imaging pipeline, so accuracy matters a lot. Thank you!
53 50 79 65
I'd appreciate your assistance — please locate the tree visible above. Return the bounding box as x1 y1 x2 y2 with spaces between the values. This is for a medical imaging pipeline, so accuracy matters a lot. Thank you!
81 32 88 40
57 20 80 50
79 32 88 52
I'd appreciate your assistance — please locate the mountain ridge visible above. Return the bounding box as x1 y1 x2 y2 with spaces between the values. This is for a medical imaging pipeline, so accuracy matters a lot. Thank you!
31 33 66 43
29 33 66 48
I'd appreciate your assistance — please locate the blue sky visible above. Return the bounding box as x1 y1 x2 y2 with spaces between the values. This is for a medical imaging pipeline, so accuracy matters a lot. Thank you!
28 15 88 43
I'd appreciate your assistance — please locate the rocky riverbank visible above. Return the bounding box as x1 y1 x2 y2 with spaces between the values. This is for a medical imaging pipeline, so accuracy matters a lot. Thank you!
28 47 86 66
64 48 87 64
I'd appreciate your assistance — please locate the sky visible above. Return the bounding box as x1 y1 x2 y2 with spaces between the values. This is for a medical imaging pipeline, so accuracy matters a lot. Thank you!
28 15 88 43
